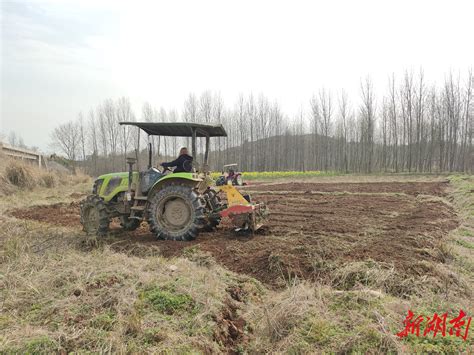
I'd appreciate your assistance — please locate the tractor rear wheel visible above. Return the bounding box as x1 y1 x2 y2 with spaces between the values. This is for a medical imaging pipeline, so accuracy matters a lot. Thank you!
120 216 141 231
234 175 243 186
80 195 110 236
147 185 206 241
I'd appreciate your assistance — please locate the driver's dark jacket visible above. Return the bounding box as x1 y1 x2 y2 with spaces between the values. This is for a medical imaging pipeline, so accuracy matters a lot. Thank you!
161 154 193 173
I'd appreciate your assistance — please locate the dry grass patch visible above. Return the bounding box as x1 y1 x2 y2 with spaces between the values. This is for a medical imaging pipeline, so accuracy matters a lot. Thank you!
0 174 16 196
4 161 37 189
39 172 58 188
245 281 401 353
0 224 257 353
0 157 90 197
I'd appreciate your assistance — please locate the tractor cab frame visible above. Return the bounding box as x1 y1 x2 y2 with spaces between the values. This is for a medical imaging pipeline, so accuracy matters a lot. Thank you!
120 121 227 172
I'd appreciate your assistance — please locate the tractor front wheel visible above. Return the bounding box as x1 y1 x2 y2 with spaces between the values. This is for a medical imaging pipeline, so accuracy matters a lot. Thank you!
80 195 110 236
147 185 206 241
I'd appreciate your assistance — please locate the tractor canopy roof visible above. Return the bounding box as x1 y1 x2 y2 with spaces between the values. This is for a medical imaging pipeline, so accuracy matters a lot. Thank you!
119 122 227 137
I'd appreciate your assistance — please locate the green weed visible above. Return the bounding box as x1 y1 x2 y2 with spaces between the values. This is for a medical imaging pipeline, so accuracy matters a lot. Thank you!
140 286 195 315
300 318 341 346
455 239 474 249
90 311 116 331
22 336 58 354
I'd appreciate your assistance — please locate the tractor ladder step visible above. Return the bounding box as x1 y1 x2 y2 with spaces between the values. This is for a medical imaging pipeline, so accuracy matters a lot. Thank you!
134 196 148 201
131 205 146 211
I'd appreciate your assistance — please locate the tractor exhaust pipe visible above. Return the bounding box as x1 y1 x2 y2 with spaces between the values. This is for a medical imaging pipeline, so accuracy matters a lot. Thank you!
148 140 152 169
126 157 136 202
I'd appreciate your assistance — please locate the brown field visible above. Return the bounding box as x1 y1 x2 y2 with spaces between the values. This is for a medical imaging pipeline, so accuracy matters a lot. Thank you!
3 171 474 353
9 180 459 293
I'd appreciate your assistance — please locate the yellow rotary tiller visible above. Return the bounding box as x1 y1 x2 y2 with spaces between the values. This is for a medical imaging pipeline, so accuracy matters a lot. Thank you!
217 184 268 232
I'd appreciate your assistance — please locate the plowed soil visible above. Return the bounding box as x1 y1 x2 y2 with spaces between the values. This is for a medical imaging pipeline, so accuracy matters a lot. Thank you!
9 180 458 289
247 181 450 196
10 201 82 227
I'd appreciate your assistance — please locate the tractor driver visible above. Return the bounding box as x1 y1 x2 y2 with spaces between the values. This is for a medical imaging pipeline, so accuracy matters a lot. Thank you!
227 168 235 181
160 147 193 173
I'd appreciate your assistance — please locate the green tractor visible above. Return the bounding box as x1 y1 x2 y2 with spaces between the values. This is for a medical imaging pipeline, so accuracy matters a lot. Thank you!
80 122 267 241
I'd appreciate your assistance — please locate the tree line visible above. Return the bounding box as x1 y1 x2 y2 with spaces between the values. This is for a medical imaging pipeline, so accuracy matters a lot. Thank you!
51 70 473 175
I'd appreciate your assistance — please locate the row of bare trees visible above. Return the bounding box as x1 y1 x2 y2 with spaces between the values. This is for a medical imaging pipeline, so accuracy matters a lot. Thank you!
52 71 473 175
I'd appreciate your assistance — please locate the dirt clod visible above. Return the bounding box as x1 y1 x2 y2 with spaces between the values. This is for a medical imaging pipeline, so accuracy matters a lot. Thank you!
214 299 247 352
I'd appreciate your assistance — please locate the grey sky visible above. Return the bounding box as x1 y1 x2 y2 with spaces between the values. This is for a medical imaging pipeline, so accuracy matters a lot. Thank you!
1 0 473 151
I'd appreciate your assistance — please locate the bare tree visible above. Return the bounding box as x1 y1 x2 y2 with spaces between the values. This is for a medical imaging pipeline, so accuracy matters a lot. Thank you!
77 112 87 162
310 94 321 170
50 70 474 175
338 90 351 172
8 131 18 146
388 74 399 172
360 77 376 173
51 121 79 162
117 97 134 169
319 89 332 170
88 110 99 174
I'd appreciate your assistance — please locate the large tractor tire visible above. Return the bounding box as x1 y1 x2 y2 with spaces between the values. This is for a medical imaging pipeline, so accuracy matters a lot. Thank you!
120 216 141 231
80 195 110 236
147 185 206 241
234 175 244 186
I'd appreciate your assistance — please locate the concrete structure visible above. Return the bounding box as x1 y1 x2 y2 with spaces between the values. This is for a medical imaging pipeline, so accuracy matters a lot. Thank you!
0 142 46 168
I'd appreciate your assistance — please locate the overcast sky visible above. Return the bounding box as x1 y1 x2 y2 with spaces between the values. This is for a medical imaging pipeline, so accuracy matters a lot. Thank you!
1 0 473 151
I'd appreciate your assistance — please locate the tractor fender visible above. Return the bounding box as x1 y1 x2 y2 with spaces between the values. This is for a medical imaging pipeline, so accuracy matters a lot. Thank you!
148 173 202 196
